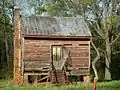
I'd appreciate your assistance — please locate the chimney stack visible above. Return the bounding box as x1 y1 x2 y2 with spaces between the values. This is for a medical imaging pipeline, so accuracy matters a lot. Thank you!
13 8 23 84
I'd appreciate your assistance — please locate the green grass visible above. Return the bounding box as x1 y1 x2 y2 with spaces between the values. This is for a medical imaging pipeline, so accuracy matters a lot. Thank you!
97 81 120 90
0 80 120 90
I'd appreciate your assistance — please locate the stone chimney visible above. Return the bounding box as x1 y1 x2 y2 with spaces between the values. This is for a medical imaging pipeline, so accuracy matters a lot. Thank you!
13 8 23 84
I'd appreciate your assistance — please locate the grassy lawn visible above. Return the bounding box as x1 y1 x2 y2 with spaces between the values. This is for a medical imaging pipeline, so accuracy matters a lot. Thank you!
0 80 120 90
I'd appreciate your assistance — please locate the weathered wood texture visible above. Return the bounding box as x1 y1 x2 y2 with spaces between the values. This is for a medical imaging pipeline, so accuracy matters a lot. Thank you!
23 39 90 76
50 71 66 84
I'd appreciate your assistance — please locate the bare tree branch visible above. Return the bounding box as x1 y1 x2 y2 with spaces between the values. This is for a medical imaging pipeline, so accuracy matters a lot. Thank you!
89 21 105 39
91 40 100 80
110 31 120 45
112 51 120 55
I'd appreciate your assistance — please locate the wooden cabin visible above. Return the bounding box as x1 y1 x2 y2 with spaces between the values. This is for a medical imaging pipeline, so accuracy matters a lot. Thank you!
13 8 92 85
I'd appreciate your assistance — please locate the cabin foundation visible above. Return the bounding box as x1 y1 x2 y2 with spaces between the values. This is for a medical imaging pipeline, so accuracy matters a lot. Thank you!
83 76 90 85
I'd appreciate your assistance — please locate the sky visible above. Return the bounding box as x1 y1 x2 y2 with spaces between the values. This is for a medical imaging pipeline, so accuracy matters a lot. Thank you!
16 0 34 16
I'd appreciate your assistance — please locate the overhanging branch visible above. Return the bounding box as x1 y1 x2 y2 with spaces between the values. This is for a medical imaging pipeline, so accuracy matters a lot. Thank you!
89 21 104 39
110 31 120 46
112 51 120 55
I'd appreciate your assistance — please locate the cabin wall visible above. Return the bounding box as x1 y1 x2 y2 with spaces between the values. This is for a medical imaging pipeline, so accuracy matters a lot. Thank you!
23 39 90 76
67 45 90 75
24 40 50 61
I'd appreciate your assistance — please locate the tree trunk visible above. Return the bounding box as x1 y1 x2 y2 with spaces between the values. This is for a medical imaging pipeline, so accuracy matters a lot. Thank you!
5 38 12 79
104 31 111 80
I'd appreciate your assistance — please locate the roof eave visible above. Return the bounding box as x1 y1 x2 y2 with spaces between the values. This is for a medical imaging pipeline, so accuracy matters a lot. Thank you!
23 34 92 39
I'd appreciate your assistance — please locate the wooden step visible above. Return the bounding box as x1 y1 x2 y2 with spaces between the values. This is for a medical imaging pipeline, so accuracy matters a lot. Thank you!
24 65 50 69
24 72 49 75
24 68 50 71
43 68 51 71
37 82 51 85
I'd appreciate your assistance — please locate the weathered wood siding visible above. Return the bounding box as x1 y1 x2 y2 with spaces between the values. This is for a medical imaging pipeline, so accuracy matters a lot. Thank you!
67 44 89 75
24 40 50 61
50 71 66 84
23 39 90 75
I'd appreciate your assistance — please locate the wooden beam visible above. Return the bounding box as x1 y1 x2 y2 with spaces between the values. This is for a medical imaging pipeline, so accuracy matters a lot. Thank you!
23 35 91 40
21 37 24 76
38 76 49 82
23 74 28 85
24 73 49 75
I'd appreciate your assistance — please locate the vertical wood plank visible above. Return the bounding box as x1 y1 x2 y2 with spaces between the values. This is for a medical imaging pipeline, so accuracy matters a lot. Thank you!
23 74 28 85
93 77 97 90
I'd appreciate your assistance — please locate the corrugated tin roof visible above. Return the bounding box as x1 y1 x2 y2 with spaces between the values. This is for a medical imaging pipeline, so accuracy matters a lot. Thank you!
21 15 91 36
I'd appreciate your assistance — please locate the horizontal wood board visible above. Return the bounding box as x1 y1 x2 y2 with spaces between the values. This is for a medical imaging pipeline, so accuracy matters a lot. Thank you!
23 39 90 75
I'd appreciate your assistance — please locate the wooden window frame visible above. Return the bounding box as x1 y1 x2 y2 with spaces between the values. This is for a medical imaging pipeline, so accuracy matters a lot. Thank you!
51 45 62 61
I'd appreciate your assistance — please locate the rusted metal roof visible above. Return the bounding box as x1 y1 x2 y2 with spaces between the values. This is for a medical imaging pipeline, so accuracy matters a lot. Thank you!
21 15 91 36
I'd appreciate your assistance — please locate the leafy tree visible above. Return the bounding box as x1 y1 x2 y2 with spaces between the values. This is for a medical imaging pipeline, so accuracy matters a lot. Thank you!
89 0 120 80
0 0 15 79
